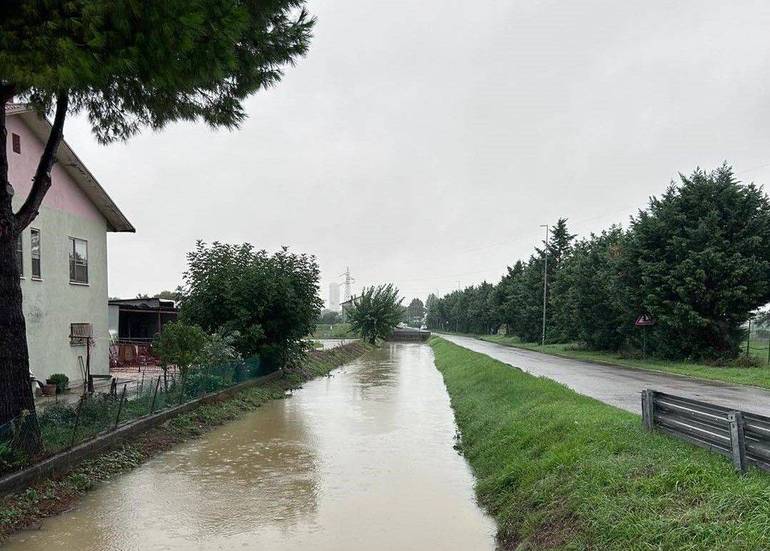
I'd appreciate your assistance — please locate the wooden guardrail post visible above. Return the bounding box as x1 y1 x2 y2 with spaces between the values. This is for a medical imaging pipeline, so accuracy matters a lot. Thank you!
727 411 748 473
641 389 656 431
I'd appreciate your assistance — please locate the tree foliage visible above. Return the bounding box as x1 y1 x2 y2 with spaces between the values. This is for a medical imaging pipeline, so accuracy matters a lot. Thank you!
426 166 770 361
180 242 323 367
152 321 208 380
404 297 426 327
347 285 404 344
626 165 770 358
319 310 342 325
0 0 314 143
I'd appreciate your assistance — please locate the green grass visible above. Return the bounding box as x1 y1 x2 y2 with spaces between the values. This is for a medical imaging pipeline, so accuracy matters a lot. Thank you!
430 336 770 549
313 323 353 338
479 334 770 389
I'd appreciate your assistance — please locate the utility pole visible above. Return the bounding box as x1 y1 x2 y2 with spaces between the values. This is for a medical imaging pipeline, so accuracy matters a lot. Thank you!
540 224 549 351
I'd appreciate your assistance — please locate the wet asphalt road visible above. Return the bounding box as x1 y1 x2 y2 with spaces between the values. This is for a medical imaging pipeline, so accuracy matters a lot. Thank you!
439 334 770 416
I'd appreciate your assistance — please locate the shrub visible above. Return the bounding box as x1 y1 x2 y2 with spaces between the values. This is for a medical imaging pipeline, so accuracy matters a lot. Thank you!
46 373 69 394
730 355 763 368
184 372 228 396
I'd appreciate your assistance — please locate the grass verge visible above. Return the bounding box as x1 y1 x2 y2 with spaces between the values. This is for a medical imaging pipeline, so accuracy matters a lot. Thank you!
0 342 370 541
313 323 353 338
430 336 770 549
479 334 770 390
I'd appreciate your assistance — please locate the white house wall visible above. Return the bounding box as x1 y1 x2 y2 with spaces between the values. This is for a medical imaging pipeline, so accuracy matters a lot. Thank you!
7 114 111 384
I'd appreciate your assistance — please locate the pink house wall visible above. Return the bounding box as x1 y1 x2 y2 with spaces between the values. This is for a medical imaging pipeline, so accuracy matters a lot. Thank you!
5 115 105 223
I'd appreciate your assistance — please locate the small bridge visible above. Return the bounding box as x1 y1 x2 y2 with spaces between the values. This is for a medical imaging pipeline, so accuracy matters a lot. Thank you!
387 328 432 342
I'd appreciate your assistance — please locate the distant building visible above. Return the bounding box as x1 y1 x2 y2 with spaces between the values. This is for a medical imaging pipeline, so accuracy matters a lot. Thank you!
340 295 356 320
328 282 340 311
108 297 179 343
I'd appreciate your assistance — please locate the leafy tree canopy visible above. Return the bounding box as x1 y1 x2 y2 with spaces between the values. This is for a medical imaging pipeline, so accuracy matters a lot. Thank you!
318 310 342 325
347 284 404 344
152 321 207 379
180 241 323 366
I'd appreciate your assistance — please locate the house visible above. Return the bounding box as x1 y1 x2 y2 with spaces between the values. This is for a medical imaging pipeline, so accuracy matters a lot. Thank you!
340 295 356 320
5 104 135 386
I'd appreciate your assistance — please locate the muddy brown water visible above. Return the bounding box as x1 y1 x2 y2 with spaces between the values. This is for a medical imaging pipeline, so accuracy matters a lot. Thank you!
5 343 495 550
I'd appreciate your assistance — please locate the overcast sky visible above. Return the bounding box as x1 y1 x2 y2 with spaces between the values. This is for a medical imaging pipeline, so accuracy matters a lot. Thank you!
64 0 770 306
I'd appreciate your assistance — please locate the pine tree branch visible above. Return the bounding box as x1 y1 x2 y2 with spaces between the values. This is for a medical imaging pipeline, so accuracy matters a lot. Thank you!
14 91 69 233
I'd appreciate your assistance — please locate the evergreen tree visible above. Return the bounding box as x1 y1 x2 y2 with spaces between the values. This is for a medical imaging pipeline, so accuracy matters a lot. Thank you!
627 165 770 359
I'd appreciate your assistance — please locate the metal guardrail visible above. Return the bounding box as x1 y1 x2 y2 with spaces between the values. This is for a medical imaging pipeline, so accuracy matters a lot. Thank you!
641 389 770 473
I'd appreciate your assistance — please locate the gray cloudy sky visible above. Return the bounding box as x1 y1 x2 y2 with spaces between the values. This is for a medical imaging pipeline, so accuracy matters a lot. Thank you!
64 0 770 305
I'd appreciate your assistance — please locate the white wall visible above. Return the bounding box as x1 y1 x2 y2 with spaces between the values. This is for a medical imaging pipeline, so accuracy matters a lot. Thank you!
8 114 111 385
16 208 110 384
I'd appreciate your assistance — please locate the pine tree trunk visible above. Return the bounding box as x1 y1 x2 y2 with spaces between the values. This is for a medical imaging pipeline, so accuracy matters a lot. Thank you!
0 97 43 455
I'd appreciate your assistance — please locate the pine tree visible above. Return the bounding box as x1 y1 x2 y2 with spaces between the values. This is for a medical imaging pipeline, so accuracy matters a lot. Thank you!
627 165 770 359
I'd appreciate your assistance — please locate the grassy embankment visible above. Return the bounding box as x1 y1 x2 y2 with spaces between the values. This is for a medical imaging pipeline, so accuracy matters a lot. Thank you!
478 334 770 389
431 336 770 550
0 342 369 540
313 323 353 339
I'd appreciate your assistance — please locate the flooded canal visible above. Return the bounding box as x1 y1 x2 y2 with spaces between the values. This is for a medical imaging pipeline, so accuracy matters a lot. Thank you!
5 343 495 550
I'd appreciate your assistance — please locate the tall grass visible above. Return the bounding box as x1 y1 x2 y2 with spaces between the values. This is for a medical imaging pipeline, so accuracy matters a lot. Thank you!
431 337 770 549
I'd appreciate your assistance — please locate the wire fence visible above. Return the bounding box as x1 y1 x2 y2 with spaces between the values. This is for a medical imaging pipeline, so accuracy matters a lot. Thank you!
0 355 271 475
745 324 770 365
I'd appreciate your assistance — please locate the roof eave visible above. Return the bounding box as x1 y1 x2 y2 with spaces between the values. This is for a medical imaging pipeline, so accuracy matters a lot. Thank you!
5 104 136 233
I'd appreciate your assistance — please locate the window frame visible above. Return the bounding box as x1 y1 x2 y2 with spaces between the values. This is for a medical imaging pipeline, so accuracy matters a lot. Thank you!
11 133 21 154
70 323 92 346
30 228 41 280
16 233 23 278
68 237 89 285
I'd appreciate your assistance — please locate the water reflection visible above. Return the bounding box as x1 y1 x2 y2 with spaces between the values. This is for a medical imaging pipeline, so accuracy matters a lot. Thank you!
5 343 495 551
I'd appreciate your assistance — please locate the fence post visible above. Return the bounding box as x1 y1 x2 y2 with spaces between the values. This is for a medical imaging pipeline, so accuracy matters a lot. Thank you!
113 385 128 430
728 411 748 473
179 377 186 405
641 389 656 431
70 396 84 448
149 377 161 414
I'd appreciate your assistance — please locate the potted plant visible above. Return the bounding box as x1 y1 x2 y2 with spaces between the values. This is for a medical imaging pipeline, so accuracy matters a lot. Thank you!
46 373 70 394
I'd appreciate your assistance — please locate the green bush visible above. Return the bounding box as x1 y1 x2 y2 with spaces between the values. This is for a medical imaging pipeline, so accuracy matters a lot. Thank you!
730 354 763 368
46 373 69 394
184 372 228 396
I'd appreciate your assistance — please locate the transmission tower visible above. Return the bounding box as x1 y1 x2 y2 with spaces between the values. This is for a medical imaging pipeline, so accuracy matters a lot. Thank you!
339 267 355 302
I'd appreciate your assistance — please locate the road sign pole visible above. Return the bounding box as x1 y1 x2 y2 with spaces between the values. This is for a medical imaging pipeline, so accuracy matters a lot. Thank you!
540 224 549 351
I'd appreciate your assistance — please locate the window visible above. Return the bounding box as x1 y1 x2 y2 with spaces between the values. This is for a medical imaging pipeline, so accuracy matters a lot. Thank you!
70 323 92 346
16 234 23 277
11 133 20 154
31 229 41 279
69 237 88 284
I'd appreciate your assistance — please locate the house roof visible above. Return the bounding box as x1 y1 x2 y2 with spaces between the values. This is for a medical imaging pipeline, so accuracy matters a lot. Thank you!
5 104 135 233
108 298 178 312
